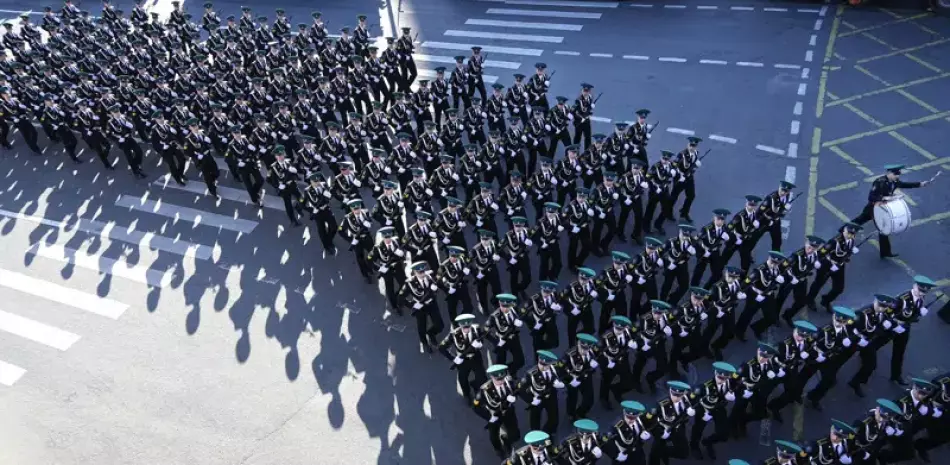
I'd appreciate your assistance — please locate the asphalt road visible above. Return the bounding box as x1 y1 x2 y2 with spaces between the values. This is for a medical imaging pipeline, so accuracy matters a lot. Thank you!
1 1 949 464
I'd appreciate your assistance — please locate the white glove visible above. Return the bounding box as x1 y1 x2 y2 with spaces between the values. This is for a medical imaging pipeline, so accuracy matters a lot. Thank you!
531 397 541 406
509 258 518 265
590 360 599 369
616 452 628 462
858 338 868 347
895 428 904 436
491 202 499 210
753 220 760 228
379 266 389 274
363 221 373 228
624 198 633 206
921 307 929 316
442 238 450 244
735 237 743 245
717 309 725 318
498 339 507 347
448 287 456 295
533 322 542 330
351 238 359 245
428 231 437 239
679 330 688 337
571 307 581 316
702 411 712 422
778 368 786 377
607 293 616 302
700 312 708 321
738 292 747 300
598 213 606 219
933 408 943 418
831 264 839 272
743 389 753 399
386 219 394 226
663 326 673 336
572 226 581 234
453 356 463 365
607 360 616 369
668 263 677 271
843 338 852 348
687 246 696 255
640 431 652 441
627 340 638 350
767 370 776 379
685 406 695 417
725 392 736 401
640 181 649 189
642 343 652 352
638 277 646 285
570 378 581 388
721 232 730 240
755 294 766 303
413 302 424 310
661 429 671 440
458 221 467 227
657 258 665 267
612 192 619 200
592 447 602 458
586 208 594 216
894 325 906 334
552 303 562 311
353 179 362 187
816 353 826 363
841 455 852 465
545 124 551 131
513 319 523 328
852 247 859 254
791 277 799 285
489 415 499 423
492 254 501 261
885 426 895 436
507 208 515 216
801 351 810 360
590 290 599 299
395 250 405 257
814 260 822 269
776 275 785 284
919 405 929 415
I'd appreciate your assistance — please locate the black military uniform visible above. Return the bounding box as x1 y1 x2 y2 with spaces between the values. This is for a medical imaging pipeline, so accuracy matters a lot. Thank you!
486 83 507 133
404 169 434 215
149 112 187 185
571 83 595 149
547 96 572 158
759 181 797 252
736 251 787 341
527 63 550 112
847 295 897 397
434 197 467 249
766 322 821 425
606 401 655 465
642 151 675 235
506 74 530 127
507 430 557 465
806 222 861 312
805 306 859 408
627 110 653 166
599 316 637 409
502 172 529 226
890 276 935 385
628 238 663 318
851 164 932 258
430 155 460 209
469 229 504 313
733 342 784 436
617 160 648 244
650 381 697 465
439 313 487 401
339 199 375 281
486 294 527 375
518 350 565 434
696 362 740 460
437 246 475 320
565 269 598 344
399 261 445 352
659 224 698 305
371 183 404 236
692 209 731 287
556 419 604 464
670 137 703 223
720 195 765 274
475 364 523 460
450 56 470 110
527 157 556 220
183 119 221 198
596 252 634 333
630 300 673 393
564 187 594 270
403 210 440 272
520 281 561 353
466 183 500 235
534 202 564 281
779 235 825 326
368 227 408 310
268 146 301 226
298 175 338 254
500 217 533 297
590 170 619 255
671 287 710 374
464 98 488 148
706 266 744 360
105 106 147 178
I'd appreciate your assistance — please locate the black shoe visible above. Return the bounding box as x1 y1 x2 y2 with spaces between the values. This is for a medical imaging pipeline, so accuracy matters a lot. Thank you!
601 400 614 411
654 226 666 236
849 381 865 398
680 213 693 223
704 443 717 461
632 235 644 245
892 377 909 387
807 301 818 311
616 234 628 243
881 253 899 259
782 315 794 328
771 409 784 424
821 301 833 314
364 275 373 284
72 157 83 164
712 348 724 361
104 164 116 171
808 399 823 411
691 447 703 460
135 171 148 179
919 447 932 463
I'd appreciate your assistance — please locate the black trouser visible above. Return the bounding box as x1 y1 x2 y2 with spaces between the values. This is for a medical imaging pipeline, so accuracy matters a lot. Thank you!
383 74 400 108
566 309 595 344
14 119 42 153
487 115 506 134
508 257 531 295
660 264 690 305
445 286 474 321
41 119 60 143
381 271 406 309
598 291 628 334
736 295 773 339
530 321 559 352
709 310 736 354
399 59 418 91
691 252 720 287
311 209 338 252
528 141 546 176
699 407 730 454
493 336 526 375
83 130 112 168
414 246 440 273
567 228 591 269
433 101 450 128
591 212 616 252
750 291 784 336
807 354 853 403
468 77 487 103
643 190 670 232
451 89 470 110
766 218 783 251
352 91 372 116
738 235 761 273
116 139 145 175
0 120 10 147
629 278 658 320
609 443 647 465
780 279 810 322
632 342 668 388
808 265 846 308
566 375 594 418
56 126 80 161
197 159 220 197
617 198 643 239
890 328 910 380
649 428 689 465
573 118 592 149
850 338 886 386
353 239 373 277
455 353 486 400
468 128 487 147
278 189 298 223
159 147 187 184
412 302 444 346
690 408 720 451
239 164 265 203
600 359 632 405
767 364 818 413
670 176 696 218
547 128 571 158
852 203 893 257
528 395 559 435
475 269 503 313
485 409 520 456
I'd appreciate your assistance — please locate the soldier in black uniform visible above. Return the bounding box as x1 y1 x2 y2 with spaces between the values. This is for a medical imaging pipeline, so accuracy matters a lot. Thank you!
806 222 861 313
411 80 433 131
890 275 935 386
617 160 648 244
650 380 697 465
590 171 619 256
404 168 434 216
298 174 337 255
595 251 633 333
339 199 375 282
519 349 565 434
805 305 858 409
606 400 655 465
395 27 417 91
400 260 445 352
40 96 81 163
227 126 264 205
556 419 604 464
670 137 702 223
268 146 301 226
778 235 825 326
521 280 561 353
565 268 598 344
736 251 787 341
812 420 858 465
105 105 147 178
501 216 533 297
707 266 744 361
695 362 740 460
535 202 564 281
769 440 809 465
149 111 187 185
766 321 821 425
403 210 440 272
500 171 528 226
627 109 652 166
465 97 488 148
506 73 529 127
559 333 598 421
368 226 408 310
527 63 550 112
508 430 557 465
526 157 555 219
431 67 450 128
475 364 523 460
184 118 221 199
759 181 797 252
692 209 730 287
547 96 572 158
526 107 549 178
481 131 505 185
552 143 579 204
434 196 466 249
672 287 710 374
470 229 504 313
439 313 486 401
486 294 527 376
846 294 897 397
486 83 507 133
572 83 594 149
330 162 361 205
449 56 470 110
565 187 593 271
437 245 475 320
430 155 460 209
720 195 765 276
733 342 784 436
630 300 673 394
599 315 637 410
850 164 935 258
628 238 663 319
659 224 698 305
467 183 500 235
642 151 675 235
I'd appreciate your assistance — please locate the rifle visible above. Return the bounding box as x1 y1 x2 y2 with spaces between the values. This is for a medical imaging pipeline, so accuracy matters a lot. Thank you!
855 231 879 248
647 120 660 134
592 92 603 104
698 148 712 160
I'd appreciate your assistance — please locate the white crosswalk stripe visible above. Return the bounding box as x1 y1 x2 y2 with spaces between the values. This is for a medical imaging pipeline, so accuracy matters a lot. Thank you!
444 30 564 44
0 208 214 260
0 268 129 319
421 41 544 56
0 360 26 386
501 0 618 7
485 8 602 19
418 68 498 84
465 18 584 31
152 177 286 211
26 243 174 288
413 53 522 69
114 195 259 234
0 309 81 351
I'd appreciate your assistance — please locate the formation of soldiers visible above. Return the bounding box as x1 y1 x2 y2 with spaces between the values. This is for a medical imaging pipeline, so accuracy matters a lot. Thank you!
1 3 947 464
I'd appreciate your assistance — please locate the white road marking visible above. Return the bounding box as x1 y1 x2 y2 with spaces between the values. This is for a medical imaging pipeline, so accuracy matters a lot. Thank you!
785 166 797 183
799 9 821 13
485 8 602 19
0 360 26 386
764 7 788 12
590 53 613 58
709 135 738 144
417 68 498 84
802 68 810 79
787 142 799 159
465 18 583 31
658 57 687 63
623 55 650 60
0 268 129 320
756 144 786 156
699 59 728 65
790 120 801 135
628 3 654 7
0 208 213 260
27 243 173 289
737 61 764 67
555 50 581 56
805 50 813 62
667 127 695 136
503 0 618 7
444 30 564 44
820 6 828 16
413 53 522 69
115 195 258 234
0 309 81 351
809 34 817 46
798 83 808 96
590 116 612 123
697 6 719 10
664 5 688 9
775 64 801 69
731 6 755 11
794 102 803 115
151 177 284 211
814 19 823 31
421 41 544 56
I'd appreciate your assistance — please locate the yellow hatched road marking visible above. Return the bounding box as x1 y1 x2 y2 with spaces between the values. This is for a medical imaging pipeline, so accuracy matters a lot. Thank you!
837 12 932 37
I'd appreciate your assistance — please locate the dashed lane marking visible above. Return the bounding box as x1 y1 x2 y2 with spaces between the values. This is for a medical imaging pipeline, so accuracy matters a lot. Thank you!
625 4 820 12
443 30 565 44
555 50 581 56
709 135 738 144
756 145 786 156
420 41 544 56
465 18 584 31
667 127 695 135
485 8 602 19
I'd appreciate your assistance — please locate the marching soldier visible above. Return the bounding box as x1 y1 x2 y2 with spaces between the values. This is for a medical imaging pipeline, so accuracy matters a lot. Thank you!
805 305 859 409
535 202 565 281
269 146 302 226
527 63 550 111
572 83 594 149
501 171 528 223
548 96 572 158
361 150 392 198
431 67 450 127
501 216 533 297
767 321 820 425
692 209 731 287
630 300 673 394
430 155 460 209
521 281 561 353
563 333 600 421
627 109 652 166
759 180 798 252
487 83 507 133
395 27 417 90
450 56 470 110
706 266 745 360
721 195 765 274
812 420 858 465
475 364 523 459
734 341 784 436
437 245 475 320
565 268 598 345
470 229 504 313
40 96 81 164
149 111 187 185
519 350 565 435
403 211 440 272
642 151 675 235
606 401 655 465
339 199 375 282
439 313 487 401
553 144 581 204
616 160 648 245
467 182 501 235
737 251 787 342
850 163 935 259
670 137 702 223
487 294 527 375
565 187 594 271
404 168 434 214
482 132 506 186
506 430 557 465
806 222 861 313
372 181 406 236
435 197 467 249
506 74 530 127
599 316 637 410
596 252 634 333
526 107 549 178
331 162 361 204
694 362 740 460
527 157 557 220
556 419 604 464
442 111 466 161
847 294 897 397
368 226 408 310
298 174 337 255
854 399 902 463
889 275 935 385
779 235 826 327
184 119 221 199
412 83 434 135
390 133 416 188
672 287 710 374
659 224 698 305
650 381 697 465
400 261 445 353
105 105 147 178
590 171 619 256
769 440 809 465
628 238 663 319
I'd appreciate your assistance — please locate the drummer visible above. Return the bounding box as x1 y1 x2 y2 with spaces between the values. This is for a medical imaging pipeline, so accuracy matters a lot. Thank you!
851 163 935 259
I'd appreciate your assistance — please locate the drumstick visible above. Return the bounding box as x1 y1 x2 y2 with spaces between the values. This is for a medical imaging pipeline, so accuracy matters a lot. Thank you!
929 171 941 183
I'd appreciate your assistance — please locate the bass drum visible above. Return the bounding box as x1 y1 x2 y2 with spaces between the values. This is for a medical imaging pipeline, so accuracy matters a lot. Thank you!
873 198 912 235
